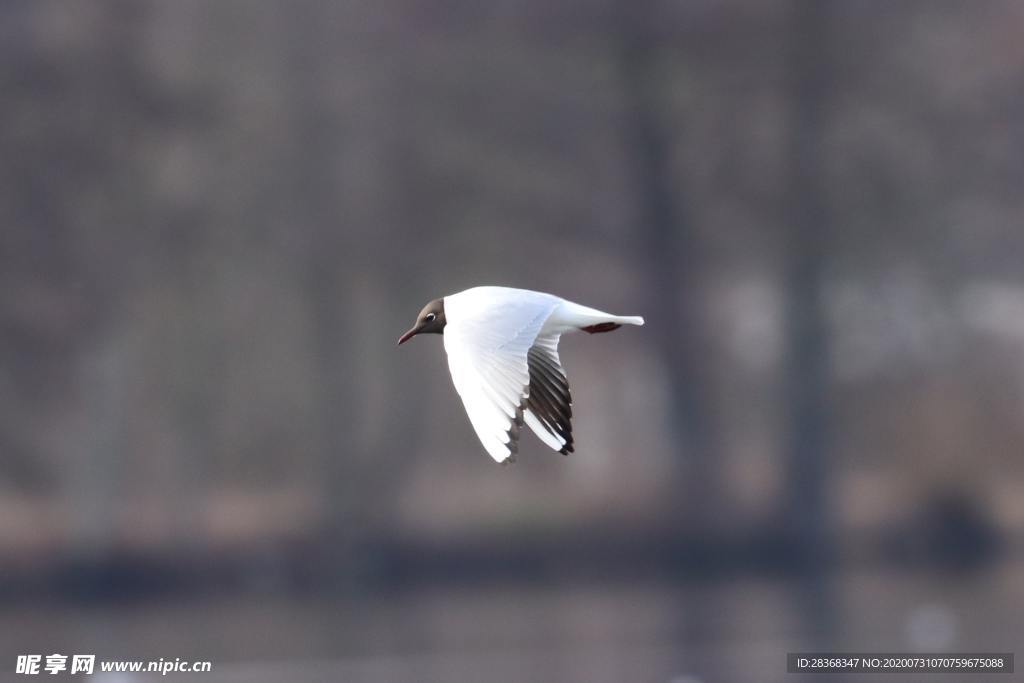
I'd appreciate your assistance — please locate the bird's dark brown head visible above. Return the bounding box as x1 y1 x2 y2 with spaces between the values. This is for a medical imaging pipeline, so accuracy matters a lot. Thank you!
397 298 446 346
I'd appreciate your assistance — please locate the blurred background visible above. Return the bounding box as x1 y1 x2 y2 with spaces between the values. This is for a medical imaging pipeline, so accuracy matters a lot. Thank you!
1 1 1022 681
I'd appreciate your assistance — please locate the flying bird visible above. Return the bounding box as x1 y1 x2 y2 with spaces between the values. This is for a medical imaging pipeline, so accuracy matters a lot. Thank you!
398 286 644 463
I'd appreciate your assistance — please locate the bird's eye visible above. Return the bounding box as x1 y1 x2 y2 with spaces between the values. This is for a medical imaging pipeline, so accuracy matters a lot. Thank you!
425 313 436 322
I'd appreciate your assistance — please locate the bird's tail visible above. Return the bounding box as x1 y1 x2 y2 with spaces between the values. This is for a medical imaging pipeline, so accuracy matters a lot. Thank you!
557 301 644 334
579 317 643 334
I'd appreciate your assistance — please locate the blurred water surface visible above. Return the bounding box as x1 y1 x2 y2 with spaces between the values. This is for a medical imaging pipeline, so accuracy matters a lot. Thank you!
2 562 1020 683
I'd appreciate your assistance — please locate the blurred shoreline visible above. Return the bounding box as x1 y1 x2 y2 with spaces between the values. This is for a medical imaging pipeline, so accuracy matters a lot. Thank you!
0 509 1010 605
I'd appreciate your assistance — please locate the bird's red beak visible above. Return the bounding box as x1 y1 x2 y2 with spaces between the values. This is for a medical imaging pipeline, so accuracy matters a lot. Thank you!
397 326 421 346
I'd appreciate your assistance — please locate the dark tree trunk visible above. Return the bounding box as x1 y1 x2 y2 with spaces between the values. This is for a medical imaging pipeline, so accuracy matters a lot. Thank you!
782 0 835 570
615 2 721 533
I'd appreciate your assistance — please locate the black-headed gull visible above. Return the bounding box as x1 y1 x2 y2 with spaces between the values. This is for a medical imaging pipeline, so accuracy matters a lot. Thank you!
398 286 644 463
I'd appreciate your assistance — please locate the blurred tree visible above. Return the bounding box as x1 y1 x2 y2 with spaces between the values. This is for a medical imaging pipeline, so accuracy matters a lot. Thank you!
0 2 175 549
615 0 723 534
781 0 835 569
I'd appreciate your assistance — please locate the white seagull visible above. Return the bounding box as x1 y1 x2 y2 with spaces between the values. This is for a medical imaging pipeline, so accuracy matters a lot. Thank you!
398 286 644 463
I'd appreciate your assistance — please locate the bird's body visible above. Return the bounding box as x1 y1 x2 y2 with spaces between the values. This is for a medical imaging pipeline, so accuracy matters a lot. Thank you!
399 286 644 463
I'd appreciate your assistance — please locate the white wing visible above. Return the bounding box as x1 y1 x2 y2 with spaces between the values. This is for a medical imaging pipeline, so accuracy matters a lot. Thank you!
443 291 559 463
